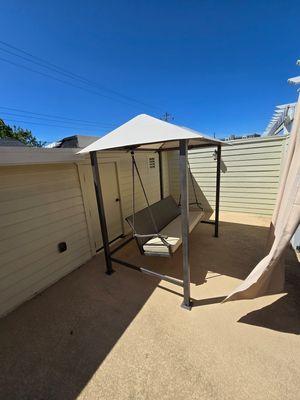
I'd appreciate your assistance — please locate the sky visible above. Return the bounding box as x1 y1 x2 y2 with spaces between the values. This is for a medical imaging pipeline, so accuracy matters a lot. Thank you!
1 0 300 144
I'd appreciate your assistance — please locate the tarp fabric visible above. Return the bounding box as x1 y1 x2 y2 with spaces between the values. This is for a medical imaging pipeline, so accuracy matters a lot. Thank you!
78 114 223 153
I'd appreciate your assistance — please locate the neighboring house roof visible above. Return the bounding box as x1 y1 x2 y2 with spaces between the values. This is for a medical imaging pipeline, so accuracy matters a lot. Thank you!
0 137 26 147
264 61 300 136
46 135 100 149
223 133 261 141
79 114 223 153
264 102 296 136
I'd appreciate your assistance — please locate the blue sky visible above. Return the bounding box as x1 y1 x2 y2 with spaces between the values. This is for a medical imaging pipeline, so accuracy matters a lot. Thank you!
1 0 300 143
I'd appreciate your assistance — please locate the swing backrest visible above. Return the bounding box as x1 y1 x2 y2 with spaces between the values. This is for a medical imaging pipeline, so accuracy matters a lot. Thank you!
126 196 181 249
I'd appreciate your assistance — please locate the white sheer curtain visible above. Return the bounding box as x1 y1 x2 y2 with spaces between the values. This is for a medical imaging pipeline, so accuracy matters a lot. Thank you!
225 94 300 302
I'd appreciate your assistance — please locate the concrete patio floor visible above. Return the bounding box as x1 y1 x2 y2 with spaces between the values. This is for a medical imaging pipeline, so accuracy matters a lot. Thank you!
0 212 299 400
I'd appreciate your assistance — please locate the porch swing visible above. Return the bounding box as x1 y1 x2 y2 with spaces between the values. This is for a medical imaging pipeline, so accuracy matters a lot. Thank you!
80 113 223 309
125 151 204 257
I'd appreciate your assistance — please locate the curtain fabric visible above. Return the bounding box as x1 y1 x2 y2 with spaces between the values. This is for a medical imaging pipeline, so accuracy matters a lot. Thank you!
225 96 300 302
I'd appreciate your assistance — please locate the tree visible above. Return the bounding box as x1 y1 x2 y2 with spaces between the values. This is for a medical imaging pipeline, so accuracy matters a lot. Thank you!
0 119 46 147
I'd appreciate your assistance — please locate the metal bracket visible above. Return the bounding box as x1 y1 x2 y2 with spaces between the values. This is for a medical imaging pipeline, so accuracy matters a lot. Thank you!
181 299 193 311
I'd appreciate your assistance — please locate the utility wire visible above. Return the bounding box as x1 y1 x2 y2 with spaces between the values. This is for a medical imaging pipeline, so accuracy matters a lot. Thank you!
0 55 143 108
0 40 164 112
2 117 110 132
0 111 116 129
0 106 115 126
0 40 161 111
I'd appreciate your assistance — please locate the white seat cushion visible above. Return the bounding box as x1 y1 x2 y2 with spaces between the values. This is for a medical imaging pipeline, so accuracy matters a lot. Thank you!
143 211 204 256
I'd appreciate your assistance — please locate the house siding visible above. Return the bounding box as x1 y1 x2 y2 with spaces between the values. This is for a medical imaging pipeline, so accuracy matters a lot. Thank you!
0 163 92 317
0 151 164 317
168 136 288 216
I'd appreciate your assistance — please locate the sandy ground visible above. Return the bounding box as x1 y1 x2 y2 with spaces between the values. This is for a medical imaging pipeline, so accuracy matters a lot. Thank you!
0 211 299 400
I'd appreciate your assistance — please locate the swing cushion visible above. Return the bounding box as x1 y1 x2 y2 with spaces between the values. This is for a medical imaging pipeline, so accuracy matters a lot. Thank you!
126 196 204 256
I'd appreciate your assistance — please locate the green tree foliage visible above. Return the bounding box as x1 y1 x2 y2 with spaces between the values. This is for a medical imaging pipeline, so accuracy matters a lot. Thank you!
0 119 45 147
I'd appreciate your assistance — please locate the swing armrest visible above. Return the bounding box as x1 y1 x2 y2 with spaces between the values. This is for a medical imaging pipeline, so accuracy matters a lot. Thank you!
134 233 168 239
134 233 171 247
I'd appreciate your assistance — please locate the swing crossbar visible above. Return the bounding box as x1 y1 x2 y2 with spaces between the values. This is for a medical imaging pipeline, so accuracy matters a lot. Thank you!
110 257 184 287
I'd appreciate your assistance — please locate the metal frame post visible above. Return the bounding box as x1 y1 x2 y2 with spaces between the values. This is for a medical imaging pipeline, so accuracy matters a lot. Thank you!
214 144 221 238
158 150 164 200
179 140 191 310
90 151 114 275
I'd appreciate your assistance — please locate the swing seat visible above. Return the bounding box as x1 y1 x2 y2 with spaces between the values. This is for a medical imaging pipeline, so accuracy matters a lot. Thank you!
143 210 203 255
126 196 204 257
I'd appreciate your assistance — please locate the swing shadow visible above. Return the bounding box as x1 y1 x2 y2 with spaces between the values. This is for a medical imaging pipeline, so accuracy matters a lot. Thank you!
117 218 271 289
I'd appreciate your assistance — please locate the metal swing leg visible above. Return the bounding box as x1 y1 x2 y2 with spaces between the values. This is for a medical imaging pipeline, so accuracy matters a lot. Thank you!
179 140 192 310
90 151 114 275
214 144 221 238
201 144 221 237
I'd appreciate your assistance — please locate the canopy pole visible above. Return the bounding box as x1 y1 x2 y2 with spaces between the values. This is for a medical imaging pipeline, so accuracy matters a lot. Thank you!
214 144 221 237
158 150 164 199
90 151 114 275
179 139 192 310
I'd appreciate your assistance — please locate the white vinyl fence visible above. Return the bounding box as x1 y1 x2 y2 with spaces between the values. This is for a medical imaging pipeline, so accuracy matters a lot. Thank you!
168 135 288 216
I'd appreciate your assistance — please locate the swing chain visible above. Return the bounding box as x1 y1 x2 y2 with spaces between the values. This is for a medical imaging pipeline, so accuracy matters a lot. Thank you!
130 151 171 249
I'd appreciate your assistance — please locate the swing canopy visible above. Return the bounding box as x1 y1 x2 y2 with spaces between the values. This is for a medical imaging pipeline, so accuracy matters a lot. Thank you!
78 114 222 153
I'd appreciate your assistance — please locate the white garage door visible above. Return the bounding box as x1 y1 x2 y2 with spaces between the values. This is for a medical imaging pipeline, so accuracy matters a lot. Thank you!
0 163 92 317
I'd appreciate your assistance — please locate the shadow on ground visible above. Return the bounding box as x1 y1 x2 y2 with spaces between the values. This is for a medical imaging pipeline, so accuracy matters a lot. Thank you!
0 257 159 400
238 247 300 335
122 220 270 286
0 219 299 399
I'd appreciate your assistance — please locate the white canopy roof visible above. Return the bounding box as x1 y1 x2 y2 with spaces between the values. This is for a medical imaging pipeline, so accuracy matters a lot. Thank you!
79 114 223 153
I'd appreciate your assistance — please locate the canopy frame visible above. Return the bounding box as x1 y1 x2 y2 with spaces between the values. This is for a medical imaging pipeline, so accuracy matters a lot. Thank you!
89 139 222 310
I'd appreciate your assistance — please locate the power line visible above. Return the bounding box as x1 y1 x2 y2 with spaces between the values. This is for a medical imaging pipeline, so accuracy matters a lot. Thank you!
0 109 116 129
2 117 110 132
0 55 142 108
0 40 162 111
0 106 114 126
0 40 164 112
0 111 116 129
